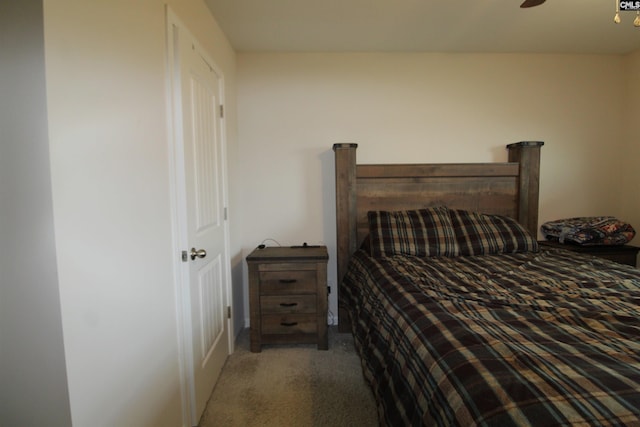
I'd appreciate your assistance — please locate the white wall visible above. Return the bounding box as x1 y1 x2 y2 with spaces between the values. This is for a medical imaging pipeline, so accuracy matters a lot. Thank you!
622 50 640 244
42 1 237 426
237 52 630 323
0 2 72 425
45 4 181 425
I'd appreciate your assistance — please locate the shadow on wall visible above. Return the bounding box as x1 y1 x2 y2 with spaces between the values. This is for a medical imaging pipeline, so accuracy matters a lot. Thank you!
320 147 339 325
230 252 245 338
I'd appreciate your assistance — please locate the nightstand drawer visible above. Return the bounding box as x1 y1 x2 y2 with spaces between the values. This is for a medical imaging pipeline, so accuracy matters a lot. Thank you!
247 245 329 352
260 295 317 314
259 270 317 294
261 314 317 335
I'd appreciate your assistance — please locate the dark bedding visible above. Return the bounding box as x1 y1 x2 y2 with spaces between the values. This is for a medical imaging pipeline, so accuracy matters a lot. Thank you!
342 248 640 426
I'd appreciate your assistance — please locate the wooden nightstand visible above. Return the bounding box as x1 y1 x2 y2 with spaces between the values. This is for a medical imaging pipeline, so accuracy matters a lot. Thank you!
538 241 639 267
246 245 329 352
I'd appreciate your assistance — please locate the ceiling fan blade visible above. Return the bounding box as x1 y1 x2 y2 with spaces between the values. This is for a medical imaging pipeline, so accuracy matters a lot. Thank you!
520 0 546 7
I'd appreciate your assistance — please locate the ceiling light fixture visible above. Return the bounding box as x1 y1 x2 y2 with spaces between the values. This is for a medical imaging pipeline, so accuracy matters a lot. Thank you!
615 0 640 26
520 0 546 8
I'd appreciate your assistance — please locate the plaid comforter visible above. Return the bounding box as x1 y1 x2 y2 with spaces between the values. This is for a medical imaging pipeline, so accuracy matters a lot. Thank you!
342 249 640 426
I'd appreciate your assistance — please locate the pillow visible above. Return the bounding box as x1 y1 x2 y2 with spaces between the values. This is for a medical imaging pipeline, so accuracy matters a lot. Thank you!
449 209 538 256
367 207 459 257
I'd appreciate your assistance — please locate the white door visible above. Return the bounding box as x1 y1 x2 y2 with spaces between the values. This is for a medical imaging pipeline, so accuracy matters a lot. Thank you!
168 13 231 425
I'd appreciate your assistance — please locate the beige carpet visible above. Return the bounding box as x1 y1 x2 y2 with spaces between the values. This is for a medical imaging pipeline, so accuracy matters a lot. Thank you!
198 326 378 427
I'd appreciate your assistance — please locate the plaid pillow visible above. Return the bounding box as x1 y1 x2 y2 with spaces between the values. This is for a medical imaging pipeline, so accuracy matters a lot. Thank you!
368 207 459 257
449 209 538 256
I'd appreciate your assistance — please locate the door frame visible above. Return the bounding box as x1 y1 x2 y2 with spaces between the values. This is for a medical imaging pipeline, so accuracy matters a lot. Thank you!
165 7 234 426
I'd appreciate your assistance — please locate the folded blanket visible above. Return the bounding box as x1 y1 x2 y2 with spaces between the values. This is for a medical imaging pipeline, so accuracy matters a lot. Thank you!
541 216 635 246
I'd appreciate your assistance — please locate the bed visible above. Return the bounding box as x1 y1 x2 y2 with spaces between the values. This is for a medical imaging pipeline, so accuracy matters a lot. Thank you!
333 142 640 426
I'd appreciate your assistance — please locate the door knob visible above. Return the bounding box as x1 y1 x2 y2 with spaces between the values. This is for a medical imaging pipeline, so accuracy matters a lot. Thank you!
190 248 207 260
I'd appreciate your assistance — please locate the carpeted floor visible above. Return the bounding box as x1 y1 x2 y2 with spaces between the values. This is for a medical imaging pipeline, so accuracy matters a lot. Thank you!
198 326 378 427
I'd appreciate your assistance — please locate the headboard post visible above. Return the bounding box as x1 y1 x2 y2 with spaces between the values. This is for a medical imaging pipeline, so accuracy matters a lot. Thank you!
507 141 544 238
333 143 358 332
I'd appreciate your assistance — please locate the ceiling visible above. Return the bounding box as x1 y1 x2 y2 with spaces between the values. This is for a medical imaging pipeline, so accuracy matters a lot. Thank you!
204 0 640 54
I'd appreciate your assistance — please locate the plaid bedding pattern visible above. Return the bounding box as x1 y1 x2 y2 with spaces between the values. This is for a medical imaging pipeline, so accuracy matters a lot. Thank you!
342 249 640 426
449 209 539 255
368 207 460 258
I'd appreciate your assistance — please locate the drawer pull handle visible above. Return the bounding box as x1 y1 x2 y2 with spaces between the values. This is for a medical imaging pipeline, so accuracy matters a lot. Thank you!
280 321 298 327
279 279 297 284
280 302 298 307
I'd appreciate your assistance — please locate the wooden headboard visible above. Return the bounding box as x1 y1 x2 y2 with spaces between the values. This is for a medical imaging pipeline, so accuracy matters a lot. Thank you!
333 141 543 332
